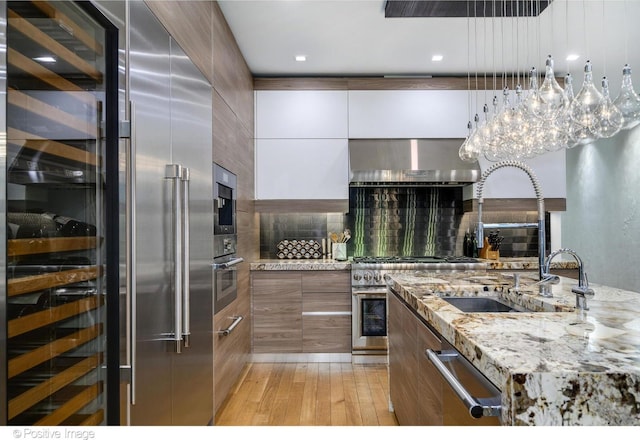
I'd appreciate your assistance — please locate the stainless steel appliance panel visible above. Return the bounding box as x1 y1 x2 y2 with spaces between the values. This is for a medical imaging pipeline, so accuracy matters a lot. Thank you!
128 1 173 425
168 37 213 426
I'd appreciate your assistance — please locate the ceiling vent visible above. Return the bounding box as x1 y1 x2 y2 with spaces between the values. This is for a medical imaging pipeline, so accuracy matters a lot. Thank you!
384 0 552 18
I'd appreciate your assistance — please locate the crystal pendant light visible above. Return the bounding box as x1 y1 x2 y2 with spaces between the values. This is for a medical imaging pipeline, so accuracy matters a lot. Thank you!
595 77 623 138
613 64 640 129
569 61 603 145
459 120 480 162
560 73 579 149
523 67 543 118
536 55 568 121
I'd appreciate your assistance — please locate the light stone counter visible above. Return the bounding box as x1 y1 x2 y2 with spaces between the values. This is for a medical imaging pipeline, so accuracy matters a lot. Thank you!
386 270 640 426
250 258 351 271
249 257 577 272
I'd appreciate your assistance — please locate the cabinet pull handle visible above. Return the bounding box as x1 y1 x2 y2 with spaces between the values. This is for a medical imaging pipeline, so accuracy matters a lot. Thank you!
217 316 243 336
426 349 501 418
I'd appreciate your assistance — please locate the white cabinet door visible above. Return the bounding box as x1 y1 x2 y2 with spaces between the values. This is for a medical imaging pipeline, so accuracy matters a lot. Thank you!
463 150 567 200
255 139 349 199
255 90 348 139
348 90 469 138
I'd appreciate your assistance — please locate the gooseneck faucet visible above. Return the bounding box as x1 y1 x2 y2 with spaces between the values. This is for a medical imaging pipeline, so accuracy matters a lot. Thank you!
476 161 546 280
543 248 595 310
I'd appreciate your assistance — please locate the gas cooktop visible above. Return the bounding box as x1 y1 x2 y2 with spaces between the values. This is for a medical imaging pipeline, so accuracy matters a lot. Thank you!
352 255 479 264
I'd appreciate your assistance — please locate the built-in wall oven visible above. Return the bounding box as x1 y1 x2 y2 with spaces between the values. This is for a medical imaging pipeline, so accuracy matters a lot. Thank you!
213 163 243 312
351 256 485 362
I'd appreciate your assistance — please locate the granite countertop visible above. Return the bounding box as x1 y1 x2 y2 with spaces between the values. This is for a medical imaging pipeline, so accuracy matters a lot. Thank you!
386 271 640 425
250 256 578 271
249 258 351 271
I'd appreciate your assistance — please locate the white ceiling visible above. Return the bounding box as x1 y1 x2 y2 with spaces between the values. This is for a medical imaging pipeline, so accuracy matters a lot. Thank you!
218 0 640 94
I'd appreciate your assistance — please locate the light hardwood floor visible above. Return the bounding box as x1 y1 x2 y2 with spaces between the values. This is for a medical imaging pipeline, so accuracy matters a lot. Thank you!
215 362 399 426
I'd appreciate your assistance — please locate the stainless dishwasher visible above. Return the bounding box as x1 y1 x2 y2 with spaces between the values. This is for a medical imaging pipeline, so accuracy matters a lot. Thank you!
427 341 502 425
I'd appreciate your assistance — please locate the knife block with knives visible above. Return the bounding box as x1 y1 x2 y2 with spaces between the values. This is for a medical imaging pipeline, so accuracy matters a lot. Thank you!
479 230 503 260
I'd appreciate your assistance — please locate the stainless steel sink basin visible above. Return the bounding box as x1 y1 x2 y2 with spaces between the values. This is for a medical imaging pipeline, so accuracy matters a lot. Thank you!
442 297 523 313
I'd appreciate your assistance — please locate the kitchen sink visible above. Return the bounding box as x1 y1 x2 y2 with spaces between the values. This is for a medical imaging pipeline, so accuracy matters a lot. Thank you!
441 297 526 313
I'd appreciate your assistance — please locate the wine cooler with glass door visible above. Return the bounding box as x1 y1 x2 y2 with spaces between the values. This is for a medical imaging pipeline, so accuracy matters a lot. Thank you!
1 0 119 425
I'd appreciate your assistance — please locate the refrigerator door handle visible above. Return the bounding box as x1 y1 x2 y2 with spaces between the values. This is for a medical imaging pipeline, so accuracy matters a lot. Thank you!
181 167 191 348
125 101 137 405
166 164 183 353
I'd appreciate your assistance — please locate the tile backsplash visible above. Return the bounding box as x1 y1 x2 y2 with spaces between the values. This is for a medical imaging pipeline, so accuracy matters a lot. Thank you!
259 191 550 259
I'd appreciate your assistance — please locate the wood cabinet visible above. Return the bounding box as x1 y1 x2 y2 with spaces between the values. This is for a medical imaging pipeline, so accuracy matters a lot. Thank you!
251 271 351 354
389 290 502 426
389 290 443 425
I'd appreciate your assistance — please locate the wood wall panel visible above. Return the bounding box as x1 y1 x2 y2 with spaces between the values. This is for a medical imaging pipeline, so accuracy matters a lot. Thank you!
211 3 254 135
463 198 566 212
254 76 565 91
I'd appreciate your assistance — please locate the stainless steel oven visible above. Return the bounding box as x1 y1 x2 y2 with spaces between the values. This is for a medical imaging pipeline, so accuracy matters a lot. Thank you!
213 163 242 312
352 286 388 357
351 256 485 362
212 236 243 312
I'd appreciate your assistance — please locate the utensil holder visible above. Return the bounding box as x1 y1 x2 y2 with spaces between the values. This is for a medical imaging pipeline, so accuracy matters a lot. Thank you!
332 243 347 261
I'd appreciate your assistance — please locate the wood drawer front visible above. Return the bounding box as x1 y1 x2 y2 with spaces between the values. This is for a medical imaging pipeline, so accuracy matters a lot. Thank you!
252 273 302 353
214 302 249 412
417 320 443 425
301 271 350 292
302 315 351 353
302 291 351 313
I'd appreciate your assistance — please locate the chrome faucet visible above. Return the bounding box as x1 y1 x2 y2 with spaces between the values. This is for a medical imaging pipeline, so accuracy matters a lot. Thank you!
476 160 546 280
543 248 595 310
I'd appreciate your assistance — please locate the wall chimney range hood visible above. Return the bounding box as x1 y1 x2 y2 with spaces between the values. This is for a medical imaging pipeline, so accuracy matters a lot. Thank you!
348 139 481 186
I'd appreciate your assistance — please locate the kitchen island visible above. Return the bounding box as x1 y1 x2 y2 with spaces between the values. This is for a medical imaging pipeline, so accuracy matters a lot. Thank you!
387 270 640 425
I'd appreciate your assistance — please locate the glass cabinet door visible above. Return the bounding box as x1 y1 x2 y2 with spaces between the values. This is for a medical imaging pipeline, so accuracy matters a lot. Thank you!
3 1 117 425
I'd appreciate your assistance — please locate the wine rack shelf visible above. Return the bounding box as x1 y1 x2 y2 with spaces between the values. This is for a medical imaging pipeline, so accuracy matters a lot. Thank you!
8 265 101 297
9 296 103 338
9 354 102 421
8 237 99 257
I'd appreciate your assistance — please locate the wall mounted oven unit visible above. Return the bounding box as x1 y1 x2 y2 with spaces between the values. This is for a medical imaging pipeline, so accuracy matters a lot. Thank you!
213 163 242 312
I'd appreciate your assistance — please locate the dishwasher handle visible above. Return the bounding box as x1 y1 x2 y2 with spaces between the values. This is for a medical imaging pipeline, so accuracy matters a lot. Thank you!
426 349 502 418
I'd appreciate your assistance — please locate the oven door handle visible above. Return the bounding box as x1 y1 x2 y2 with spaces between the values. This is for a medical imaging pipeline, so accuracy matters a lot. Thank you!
212 257 244 270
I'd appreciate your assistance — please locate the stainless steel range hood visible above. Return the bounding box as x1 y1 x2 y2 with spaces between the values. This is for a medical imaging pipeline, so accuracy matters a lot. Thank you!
348 138 480 186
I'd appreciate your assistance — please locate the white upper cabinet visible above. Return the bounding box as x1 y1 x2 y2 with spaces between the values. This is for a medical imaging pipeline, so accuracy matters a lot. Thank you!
255 90 348 139
463 150 567 200
255 139 349 199
348 90 469 138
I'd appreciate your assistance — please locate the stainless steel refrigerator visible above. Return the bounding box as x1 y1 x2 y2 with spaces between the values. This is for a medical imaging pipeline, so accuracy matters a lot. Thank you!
96 0 214 426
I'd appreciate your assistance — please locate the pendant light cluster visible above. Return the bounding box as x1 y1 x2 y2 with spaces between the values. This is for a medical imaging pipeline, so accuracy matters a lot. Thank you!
458 0 640 163
459 57 640 163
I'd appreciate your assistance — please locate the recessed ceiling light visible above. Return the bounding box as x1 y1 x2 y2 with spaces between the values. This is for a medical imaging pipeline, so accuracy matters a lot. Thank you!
566 54 580 61
432 55 444 62
295 55 307 62
34 56 56 63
